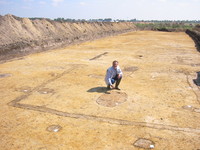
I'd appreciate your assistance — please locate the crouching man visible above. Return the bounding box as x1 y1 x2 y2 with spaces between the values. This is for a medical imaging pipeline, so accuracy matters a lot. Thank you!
105 60 123 90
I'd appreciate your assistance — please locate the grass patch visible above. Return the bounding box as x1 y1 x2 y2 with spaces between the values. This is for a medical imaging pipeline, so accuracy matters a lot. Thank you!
135 23 195 32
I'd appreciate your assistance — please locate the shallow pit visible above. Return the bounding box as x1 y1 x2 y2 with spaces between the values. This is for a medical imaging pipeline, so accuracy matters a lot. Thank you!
96 91 127 107
133 138 155 149
16 86 32 93
46 125 62 132
182 105 194 111
88 74 103 79
38 88 55 94
123 66 138 72
194 108 200 113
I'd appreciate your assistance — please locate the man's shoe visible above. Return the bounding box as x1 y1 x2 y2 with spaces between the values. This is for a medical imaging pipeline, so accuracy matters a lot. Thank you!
107 85 111 90
115 87 121 90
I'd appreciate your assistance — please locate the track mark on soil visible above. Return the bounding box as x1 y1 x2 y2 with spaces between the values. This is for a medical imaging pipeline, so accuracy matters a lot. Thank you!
187 75 200 104
184 74 200 114
8 64 85 105
7 65 200 134
9 102 200 134
89 52 108 60
0 73 12 78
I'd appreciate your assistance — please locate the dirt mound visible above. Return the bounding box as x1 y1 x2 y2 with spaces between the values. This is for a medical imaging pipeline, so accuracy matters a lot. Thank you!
194 24 200 32
0 14 136 62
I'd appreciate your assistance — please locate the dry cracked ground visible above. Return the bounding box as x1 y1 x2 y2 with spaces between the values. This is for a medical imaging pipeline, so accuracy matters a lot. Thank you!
0 31 200 150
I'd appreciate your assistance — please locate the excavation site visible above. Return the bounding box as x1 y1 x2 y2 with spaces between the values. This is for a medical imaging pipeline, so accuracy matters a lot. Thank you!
0 15 200 150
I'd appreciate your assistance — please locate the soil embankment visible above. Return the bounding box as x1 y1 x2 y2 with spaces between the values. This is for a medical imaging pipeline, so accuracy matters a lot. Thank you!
0 14 136 61
186 26 200 52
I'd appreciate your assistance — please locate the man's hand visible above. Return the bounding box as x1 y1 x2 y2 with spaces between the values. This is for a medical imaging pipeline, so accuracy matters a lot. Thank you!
110 85 114 89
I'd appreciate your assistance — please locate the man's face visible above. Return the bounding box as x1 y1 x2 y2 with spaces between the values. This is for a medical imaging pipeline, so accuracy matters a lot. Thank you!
113 62 118 69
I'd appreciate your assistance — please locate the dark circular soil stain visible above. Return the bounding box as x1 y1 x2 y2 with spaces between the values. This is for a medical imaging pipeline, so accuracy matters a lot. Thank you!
134 138 155 149
16 86 32 93
182 105 194 111
194 108 200 113
96 91 127 107
88 74 103 79
38 88 54 94
46 125 62 132
124 66 138 72
0 73 12 78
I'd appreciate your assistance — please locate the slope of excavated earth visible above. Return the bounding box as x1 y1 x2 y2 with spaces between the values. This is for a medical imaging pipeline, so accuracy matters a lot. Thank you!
0 31 200 149
0 14 136 62
186 25 200 52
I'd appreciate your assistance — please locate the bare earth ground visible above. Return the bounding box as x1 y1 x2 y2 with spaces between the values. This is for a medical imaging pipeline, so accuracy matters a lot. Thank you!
0 31 200 150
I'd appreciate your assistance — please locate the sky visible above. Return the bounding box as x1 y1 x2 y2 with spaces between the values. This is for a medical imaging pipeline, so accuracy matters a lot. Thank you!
0 0 200 20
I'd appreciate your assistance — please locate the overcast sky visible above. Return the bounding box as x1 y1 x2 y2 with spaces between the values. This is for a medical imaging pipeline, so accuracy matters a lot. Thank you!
0 0 200 20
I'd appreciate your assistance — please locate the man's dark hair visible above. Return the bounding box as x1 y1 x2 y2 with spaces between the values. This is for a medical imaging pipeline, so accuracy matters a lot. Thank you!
113 60 118 64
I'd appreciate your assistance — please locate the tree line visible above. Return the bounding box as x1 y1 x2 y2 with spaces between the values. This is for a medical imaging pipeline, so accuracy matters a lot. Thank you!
29 17 200 23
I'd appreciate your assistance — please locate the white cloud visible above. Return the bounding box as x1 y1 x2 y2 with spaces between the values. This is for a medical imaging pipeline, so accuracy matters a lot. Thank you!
157 0 167 2
52 0 63 2
23 0 34 2
178 2 190 7
52 0 64 6
0 0 13 4
79 2 86 6
39 1 46 5
22 6 32 9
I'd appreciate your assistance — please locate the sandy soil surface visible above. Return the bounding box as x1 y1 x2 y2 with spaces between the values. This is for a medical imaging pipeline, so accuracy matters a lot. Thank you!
0 31 200 150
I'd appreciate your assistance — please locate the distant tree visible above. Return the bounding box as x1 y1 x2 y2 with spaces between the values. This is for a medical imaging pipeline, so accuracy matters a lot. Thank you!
103 18 112 22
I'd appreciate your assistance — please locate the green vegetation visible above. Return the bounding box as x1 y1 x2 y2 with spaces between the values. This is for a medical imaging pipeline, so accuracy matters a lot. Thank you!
53 18 112 23
54 18 86 22
28 16 199 32
134 23 195 32
51 18 199 32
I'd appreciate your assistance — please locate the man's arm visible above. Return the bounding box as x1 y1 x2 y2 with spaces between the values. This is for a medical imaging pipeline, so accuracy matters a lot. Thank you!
106 69 113 86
